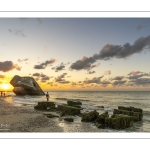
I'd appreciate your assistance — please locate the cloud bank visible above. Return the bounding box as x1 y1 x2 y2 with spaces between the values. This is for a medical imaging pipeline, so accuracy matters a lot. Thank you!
0 61 21 72
34 59 56 69
70 35 150 70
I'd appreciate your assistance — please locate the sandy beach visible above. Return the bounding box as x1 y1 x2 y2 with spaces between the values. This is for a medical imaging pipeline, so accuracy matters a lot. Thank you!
0 97 64 132
0 97 101 132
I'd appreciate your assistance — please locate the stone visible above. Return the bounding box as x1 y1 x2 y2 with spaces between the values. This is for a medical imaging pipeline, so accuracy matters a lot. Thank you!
94 112 109 128
67 100 82 106
81 110 99 122
34 102 55 110
105 114 134 130
114 108 142 121
64 118 74 122
57 105 81 116
43 113 59 118
118 106 143 113
10 75 45 95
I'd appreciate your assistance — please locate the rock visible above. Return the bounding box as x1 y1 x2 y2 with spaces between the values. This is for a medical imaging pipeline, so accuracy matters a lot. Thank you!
118 106 143 113
105 114 134 130
97 106 104 108
34 102 55 111
67 100 82 106
81 110 99 122
94 112 109 128
114 108 142 121
10 75 45 95
57 105 81 116
43 113 59 118
64 118 74 122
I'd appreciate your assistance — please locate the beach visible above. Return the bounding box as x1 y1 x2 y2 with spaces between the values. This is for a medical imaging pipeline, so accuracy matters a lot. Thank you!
0 91 149 132
0 96 101 132
0 97 64 132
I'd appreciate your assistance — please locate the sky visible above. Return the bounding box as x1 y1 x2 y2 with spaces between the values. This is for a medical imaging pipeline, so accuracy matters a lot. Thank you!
0 18 150 91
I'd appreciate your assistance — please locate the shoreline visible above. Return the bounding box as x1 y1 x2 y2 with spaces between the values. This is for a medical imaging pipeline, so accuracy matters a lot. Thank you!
0 98 101 132
0 98 63 132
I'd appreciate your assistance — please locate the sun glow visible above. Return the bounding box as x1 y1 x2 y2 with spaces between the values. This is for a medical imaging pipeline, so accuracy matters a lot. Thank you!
0 83 12 90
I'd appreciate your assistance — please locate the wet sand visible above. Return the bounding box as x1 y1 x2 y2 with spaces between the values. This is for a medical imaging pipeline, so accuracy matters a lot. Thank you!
0 97 101 132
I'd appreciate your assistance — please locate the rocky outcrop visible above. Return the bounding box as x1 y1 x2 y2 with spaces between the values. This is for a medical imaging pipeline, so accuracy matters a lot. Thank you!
67 100 82 106
57 105 81 116
64 117 74 122
81 110 99 122
95 112 109 128
10 75 45 95
105 114 134 129
114 106 143 121
34 102 55 111
43 113 59 118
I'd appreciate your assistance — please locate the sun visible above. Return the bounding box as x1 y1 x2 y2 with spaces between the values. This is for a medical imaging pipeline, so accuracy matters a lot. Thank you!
0 83 11 90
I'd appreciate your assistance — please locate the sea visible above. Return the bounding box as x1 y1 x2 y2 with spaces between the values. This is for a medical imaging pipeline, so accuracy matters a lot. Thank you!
3 91 150 132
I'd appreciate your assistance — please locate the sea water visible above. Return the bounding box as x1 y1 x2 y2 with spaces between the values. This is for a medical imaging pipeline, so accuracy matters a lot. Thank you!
3 91 150 132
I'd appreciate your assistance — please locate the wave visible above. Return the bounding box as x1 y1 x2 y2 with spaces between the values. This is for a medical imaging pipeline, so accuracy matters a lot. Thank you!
123 98 150 100
55 97 90 102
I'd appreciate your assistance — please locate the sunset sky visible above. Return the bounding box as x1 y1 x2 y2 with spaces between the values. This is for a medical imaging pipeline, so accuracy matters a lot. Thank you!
0 18 150 91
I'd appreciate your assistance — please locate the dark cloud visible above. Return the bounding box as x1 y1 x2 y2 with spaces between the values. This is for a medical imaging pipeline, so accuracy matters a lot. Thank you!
34 59 56 69
18 58 29 63
130 78 150 86
128 71 143 76
55 64 65 72
55 73 70 84
70 35 150 70
41 76 50 81
105 70 111 75
128 72 150 80
87 71 96 74
8 29 27 37
0 61 21 72
112 76 124 80
100 80 111 87
84 76 103 84
52 62 70 72
32 73 41 76
55 73 67 82
112 80 127 86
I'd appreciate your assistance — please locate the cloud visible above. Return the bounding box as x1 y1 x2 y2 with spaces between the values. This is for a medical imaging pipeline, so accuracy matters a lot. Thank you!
8 29 27 37
128 72 150 80
0 61 21 72
70 35 150 70
34 59 56 69
18 58 29 63
55 73 70 84
128 71 143 76
112 80 127 86
54 63 65 72
32 73 41 76
84 76 103 84
112 76 124 80
100 80 111 87
130 78 150 86
52 62 71 72
41 76 50 82
87 71 96 74
105 70 111 75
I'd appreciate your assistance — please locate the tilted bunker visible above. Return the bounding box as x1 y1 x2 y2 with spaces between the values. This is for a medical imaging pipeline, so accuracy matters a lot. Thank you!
10 75 45 95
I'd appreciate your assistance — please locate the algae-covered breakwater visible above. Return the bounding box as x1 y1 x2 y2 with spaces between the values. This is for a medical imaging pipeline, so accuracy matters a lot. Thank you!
34 100 143 130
